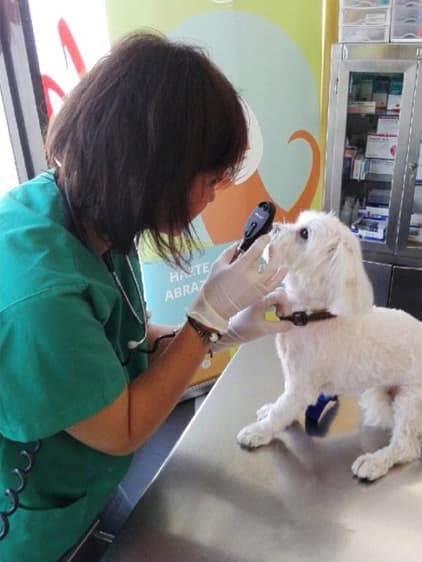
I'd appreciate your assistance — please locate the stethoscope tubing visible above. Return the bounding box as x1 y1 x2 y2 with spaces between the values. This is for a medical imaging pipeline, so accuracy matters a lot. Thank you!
62 180 147 350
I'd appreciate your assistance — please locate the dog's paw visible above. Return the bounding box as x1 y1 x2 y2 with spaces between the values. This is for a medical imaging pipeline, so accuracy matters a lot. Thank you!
237 421 273 449
256 403 273 421
351 452 390 481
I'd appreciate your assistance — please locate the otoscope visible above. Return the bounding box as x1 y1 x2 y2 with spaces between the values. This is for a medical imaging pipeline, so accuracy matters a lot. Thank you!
230 201 276 263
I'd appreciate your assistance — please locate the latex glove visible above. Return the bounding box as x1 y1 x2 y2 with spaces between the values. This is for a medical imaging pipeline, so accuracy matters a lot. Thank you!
212 287 293 351
188 235 285 333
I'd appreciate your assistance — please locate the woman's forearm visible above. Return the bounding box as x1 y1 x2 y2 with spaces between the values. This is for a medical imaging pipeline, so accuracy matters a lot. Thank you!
145 322 180 365
66 321 210 454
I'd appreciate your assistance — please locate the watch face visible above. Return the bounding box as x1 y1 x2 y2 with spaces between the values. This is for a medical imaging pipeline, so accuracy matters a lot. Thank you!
209 332 220 343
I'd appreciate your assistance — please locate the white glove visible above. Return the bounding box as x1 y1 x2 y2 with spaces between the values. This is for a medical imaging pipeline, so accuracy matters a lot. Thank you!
188 235 285 333
212 287 293 350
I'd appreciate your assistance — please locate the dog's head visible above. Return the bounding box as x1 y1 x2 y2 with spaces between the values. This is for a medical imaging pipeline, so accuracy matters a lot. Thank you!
267 210 373 316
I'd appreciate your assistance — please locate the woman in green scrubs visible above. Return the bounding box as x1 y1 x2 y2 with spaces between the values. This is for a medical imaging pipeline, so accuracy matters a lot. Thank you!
0 32 289 561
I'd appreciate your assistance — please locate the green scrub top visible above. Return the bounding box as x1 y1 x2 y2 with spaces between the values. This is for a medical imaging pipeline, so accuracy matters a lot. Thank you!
0 171 148 561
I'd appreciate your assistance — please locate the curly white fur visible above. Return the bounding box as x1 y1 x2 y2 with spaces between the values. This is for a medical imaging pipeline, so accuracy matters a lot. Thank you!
237 211 422 481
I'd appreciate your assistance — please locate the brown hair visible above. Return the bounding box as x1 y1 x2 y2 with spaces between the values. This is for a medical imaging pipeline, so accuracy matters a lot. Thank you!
45 30 247 267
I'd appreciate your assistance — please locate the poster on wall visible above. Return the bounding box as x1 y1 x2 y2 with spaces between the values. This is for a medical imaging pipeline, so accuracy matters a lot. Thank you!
29 0 110 118
105 0 323 385
29 0 323 386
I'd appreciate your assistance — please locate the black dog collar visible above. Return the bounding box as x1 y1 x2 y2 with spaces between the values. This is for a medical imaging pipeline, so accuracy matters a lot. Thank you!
278 310 336 326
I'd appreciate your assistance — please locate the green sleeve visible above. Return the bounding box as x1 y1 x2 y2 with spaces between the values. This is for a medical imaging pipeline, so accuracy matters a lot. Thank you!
0 286 128 442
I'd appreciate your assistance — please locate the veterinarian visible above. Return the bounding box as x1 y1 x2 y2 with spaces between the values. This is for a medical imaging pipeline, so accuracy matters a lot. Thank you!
0 31 291 561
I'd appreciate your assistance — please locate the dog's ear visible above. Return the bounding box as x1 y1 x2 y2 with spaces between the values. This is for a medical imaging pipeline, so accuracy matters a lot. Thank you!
328 234 373 315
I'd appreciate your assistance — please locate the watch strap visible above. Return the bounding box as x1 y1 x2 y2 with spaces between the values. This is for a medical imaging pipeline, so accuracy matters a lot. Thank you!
186 315 222 344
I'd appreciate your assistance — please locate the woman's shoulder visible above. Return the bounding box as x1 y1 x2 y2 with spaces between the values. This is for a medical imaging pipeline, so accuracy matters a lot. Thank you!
0 171 110 312
0 170 64 223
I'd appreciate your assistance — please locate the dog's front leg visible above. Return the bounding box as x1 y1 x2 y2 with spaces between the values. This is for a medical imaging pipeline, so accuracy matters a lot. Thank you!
237 389 310 449
352 386 422 481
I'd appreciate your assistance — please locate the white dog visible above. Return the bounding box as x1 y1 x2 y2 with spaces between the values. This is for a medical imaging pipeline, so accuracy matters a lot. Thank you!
237 210 422 481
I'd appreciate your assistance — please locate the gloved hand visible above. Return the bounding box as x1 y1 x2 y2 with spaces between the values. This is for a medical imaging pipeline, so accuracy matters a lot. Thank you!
188 235 285 333
212 287 293 350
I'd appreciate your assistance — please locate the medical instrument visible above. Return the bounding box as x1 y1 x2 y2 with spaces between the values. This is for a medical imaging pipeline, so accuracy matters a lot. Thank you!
0 441 41 540
102 250 148 348
62 182 181 362
230 201 276 263
62 182 148 354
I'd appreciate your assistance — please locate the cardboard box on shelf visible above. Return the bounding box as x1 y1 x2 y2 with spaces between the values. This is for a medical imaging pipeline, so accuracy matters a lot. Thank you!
347 101 376 114
377 115 399 135
408 226 422 244
352 154 368 180
343 146 358 178
389 78 403 95
387 94 401 112
359 78 373 100
373 92 388 110
364 205 389 219
373 76 390 95
368 158 395 176
411 213 422 227
367 188 391 207
351 216 387 242
365 134 398 159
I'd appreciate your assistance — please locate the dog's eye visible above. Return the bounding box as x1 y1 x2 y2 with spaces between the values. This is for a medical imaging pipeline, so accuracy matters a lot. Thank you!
299 228 309 240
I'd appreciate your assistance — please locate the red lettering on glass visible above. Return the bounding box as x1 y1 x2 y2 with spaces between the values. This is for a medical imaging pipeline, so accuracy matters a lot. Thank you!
41 18 86 119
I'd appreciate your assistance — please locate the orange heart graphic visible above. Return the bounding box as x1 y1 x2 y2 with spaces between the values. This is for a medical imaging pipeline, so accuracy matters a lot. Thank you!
201 129 320 244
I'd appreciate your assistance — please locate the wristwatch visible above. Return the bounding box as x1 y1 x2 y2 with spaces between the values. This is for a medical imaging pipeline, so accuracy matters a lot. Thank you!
186 315 222 344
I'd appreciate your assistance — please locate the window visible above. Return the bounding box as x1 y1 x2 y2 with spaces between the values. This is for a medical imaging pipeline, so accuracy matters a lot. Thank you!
0 92 18 195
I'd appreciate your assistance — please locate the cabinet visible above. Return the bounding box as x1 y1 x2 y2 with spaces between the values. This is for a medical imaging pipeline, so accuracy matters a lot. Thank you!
324 44 422 318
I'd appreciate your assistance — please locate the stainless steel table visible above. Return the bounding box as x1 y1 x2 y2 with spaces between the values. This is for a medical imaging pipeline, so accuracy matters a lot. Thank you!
103 336 422 561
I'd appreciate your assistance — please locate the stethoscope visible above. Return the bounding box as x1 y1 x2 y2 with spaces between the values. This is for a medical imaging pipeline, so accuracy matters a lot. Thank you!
62 181 149 357
102 247 148 352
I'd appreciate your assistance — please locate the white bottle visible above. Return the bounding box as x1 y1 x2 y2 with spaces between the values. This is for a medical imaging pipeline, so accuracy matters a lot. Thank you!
340 197 354 226
351 199 361 224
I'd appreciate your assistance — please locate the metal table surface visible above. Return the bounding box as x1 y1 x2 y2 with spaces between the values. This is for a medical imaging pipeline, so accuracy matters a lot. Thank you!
103 336 422 562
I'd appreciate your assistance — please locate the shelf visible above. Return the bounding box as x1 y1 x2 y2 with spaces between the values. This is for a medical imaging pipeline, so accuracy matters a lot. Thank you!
366 173 393 183
408 241 422 248
343 177 392 188
347 110 400 116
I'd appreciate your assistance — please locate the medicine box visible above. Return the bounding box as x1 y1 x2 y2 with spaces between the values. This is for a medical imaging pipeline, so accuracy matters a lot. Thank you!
387 94 401 111
343 146 358 178
373 92 388 109
367 188 390 207
365 134 398 159
408 226 422 243
389 78 403 95
377 115 399 134
365 205 389 219
348 101 376 113
351 217 387 241
368 158 395 176
352 154 369 180
411 213 422 227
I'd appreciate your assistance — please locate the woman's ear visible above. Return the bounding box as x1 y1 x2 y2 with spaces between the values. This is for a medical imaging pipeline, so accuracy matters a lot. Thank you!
328 236 373 315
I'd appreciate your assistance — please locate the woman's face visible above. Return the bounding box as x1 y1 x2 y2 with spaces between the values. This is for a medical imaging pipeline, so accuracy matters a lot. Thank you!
157 170 231 234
